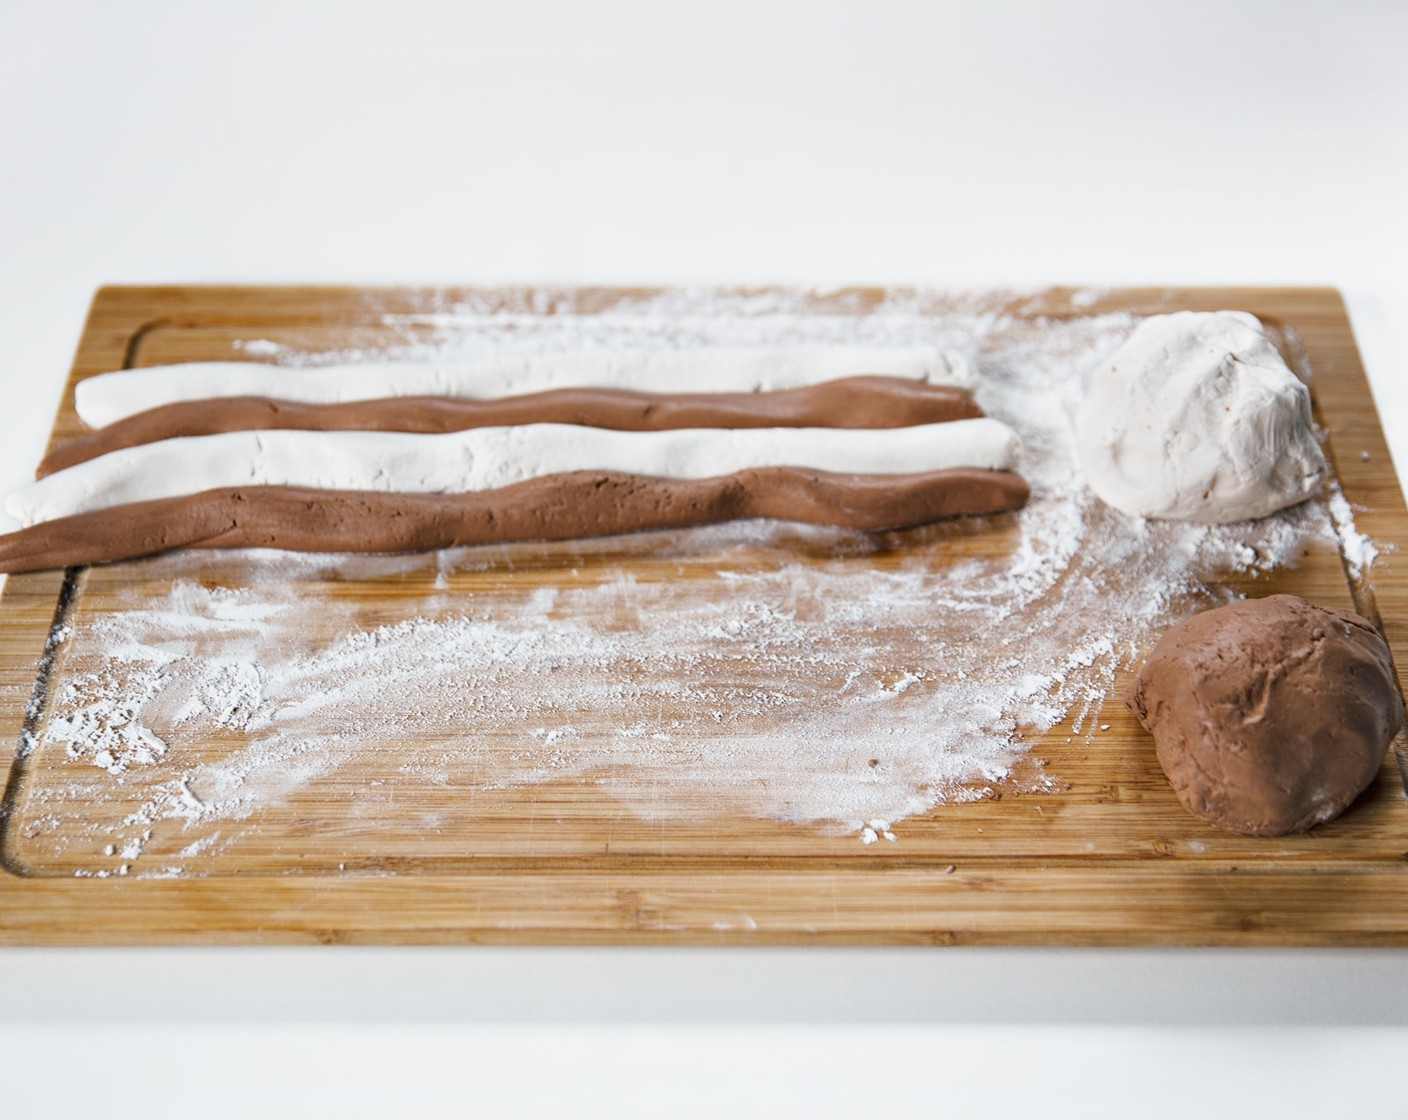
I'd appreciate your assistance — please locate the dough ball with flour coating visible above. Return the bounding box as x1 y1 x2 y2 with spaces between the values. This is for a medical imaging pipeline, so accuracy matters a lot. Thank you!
1127 595 1403 836
1077 311 1326 522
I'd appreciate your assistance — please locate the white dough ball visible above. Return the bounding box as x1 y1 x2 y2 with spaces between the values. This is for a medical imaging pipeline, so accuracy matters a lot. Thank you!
1075 310 1327 523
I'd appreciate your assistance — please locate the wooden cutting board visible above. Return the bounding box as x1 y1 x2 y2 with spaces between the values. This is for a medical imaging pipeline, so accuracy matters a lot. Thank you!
1 284 1405 945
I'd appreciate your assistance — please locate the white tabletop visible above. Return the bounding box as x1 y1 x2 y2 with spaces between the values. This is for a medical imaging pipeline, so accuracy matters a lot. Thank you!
2 1 1406 1114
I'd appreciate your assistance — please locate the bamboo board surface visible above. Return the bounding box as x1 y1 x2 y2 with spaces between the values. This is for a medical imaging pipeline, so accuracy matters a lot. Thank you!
0 285 1405 945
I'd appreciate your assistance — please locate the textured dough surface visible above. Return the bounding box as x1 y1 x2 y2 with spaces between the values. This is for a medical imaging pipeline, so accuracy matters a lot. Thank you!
1076 311 1326 522
39 378 983 477
1126 594 1404 836
8 417 1021 527
0 468 1031 573
75 346 976 428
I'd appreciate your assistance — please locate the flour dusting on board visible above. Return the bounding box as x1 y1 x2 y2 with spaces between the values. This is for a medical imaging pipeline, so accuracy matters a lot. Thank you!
22 290 1367 876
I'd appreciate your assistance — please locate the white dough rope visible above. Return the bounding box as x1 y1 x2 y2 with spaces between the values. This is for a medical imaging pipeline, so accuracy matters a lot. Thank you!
7 418 1021 528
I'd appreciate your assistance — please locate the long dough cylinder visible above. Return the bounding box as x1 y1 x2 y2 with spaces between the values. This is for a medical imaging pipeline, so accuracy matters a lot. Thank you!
7 418 1021 528
0 469 1032 574
75 347 977 428
40 379 985 477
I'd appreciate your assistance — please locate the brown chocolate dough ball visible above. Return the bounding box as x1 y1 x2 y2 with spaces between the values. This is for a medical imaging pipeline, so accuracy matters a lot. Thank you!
1126 594 1404 836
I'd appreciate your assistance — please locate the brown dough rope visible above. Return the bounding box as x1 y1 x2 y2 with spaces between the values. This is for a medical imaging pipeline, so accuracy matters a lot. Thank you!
37 378 984 476
0 469 1030 573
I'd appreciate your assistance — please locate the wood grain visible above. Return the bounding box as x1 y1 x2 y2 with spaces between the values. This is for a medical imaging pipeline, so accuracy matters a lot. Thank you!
0 285 1405 945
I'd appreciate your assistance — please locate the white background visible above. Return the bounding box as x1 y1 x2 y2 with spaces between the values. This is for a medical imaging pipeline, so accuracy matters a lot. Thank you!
1 1 1406 1115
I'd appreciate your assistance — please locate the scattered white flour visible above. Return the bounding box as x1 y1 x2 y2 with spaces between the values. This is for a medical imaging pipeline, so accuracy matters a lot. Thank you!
231 338 285 358
1326 484 1381 580
14 288 1378 875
